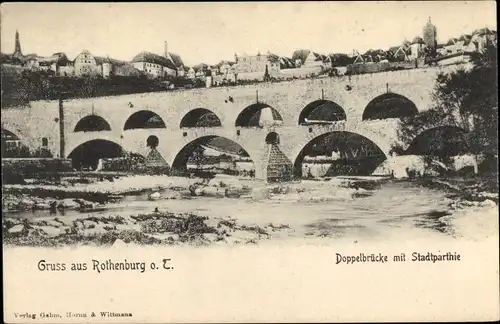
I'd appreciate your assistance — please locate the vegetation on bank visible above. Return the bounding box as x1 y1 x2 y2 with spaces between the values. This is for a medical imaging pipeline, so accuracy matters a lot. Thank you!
1 71 185 107
391 45 498 176
2 210 276 247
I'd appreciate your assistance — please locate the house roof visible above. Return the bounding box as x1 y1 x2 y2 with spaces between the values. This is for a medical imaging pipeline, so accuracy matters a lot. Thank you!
354 54 374 63
393 45 410 57
387 46 400 54
411 36 425 44
326 53 352 66
401 40 411 47
279 56 295 68
472 27 492 36
364 49 385 56
312 52 326 61
267 53 281 63
459 34 472 42
215 60 235 68
445 38 458 46
37 56 60 66
168 52 184 67
192 63 209 72
115 63 141 76
131 51 177 70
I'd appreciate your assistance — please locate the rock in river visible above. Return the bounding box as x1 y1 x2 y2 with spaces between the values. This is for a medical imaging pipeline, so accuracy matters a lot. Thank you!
8 224 24 234
58 198 80 209
149 192 162 201
201 186 226 198
35 202 51 210
480 199 497 207
19 198 36 209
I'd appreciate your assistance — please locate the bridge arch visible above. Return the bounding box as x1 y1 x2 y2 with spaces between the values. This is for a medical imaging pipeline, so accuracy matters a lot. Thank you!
180 108 222 128
298 100 347 125
1 128 21 142
235 103 283 128
406 126 470 156
292 131 388 178
170 135 256 177
67 139 126 170
74 115 111 132
362 93 418 121
1 128 26 157
124 110 166 130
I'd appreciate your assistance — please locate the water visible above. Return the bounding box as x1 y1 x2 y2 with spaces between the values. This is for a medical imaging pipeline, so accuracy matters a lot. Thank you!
7 178 473 242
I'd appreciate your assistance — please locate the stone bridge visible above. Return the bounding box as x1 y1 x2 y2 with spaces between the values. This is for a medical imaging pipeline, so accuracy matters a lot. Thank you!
1 65 466 180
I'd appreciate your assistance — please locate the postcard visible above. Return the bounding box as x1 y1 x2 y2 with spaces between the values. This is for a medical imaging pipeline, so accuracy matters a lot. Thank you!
2 2 499 322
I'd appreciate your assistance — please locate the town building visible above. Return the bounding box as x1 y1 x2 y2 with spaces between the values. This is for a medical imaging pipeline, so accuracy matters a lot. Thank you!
470 27 497 52
192 63 211 78
213 60 235 77
131 51 176 78
232 52 281 74
408 36 426 60
291 49 326 68
186 66 196 79
25 52 73 76
324 53 352 68
232 52 279 74
131 42 185 78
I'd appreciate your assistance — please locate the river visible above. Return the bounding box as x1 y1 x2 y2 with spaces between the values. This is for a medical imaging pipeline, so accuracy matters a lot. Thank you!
5 176 497 245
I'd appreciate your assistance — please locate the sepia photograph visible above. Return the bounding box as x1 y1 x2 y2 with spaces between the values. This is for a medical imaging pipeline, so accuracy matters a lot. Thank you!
1 1 499 322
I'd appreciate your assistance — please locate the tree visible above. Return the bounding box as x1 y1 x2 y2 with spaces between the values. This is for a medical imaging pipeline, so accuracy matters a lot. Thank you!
263 65 270 82
191 145 206 170
393 43 498 172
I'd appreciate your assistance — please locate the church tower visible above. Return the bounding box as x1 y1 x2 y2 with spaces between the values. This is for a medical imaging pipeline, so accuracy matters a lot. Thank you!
423 17 437 51
13 30 23 58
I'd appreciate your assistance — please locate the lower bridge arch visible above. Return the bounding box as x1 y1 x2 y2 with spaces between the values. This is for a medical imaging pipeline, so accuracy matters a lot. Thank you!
169 135 259 178
1 128 25 157
291 130 389 178
405 125 470 156
67 139 126 170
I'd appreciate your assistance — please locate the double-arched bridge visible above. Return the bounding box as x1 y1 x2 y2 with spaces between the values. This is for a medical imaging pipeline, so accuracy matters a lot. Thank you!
1 65 467 181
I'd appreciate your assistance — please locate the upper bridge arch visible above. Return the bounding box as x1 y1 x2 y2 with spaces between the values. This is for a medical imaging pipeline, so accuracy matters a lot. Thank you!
124 110 166 130
74 114 111 132
362 93 418 121
235 103 284 128
180 108 222 128
298 100 347 125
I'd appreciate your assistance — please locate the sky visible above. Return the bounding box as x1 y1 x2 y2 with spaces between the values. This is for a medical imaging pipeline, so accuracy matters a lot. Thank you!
0 2 496 66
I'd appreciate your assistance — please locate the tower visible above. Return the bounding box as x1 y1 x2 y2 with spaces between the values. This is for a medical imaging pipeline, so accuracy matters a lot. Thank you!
13 30 23 58
164 41 168 58
423 17 437 51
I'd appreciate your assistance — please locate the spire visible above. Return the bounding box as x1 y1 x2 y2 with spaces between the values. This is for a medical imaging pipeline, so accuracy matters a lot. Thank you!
14 30 22 56
428 16 431 23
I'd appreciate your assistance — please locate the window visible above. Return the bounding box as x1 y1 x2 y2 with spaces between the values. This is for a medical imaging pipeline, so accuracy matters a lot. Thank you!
42 137 48 147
